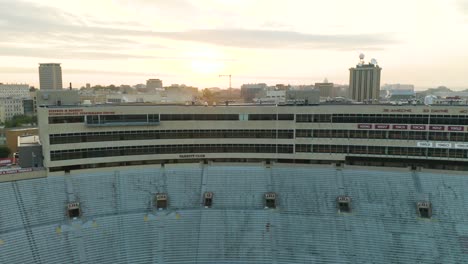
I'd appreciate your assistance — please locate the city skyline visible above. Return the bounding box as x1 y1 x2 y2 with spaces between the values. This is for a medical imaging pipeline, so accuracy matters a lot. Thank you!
1 0 468 89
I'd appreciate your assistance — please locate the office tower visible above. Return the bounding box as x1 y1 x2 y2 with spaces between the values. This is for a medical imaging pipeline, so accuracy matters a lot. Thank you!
39 63 63 90
349 54 381 103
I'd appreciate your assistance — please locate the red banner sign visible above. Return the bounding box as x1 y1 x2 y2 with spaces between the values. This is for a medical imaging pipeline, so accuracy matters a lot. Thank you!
448 126 464 131
0 158 12 166
357 124 372 129
374 124 390 129
411 125 426 130
392 125 408 130
0 168 33 175
429 125 445 131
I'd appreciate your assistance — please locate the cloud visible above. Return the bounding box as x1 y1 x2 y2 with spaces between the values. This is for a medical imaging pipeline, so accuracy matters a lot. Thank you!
0 0 168 59
0 66 174 77
459 0 468 16
0 0 396 63
0 46 161 60
0 46 234 61
151 29 395 50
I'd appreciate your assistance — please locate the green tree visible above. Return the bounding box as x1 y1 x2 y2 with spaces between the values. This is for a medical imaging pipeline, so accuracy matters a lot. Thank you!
4 115 36 128
202 89 214 103
0 146 11 158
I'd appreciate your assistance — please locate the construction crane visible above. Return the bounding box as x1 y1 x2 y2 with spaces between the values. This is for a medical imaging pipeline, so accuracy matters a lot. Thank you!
219 74 232 89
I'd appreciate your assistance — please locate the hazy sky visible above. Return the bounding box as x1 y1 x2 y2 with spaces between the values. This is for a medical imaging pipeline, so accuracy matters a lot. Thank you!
1 0 468 90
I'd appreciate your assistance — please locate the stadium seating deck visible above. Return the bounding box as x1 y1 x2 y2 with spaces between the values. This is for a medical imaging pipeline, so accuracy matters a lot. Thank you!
0 163 467 263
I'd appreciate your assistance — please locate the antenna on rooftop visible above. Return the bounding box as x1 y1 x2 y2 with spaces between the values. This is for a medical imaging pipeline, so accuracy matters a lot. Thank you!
359 53 365 65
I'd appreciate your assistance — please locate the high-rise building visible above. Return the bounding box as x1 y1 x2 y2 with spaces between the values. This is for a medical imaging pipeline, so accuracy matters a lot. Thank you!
315 79 335 98
349 55 381 103
146 79 163 90
39 63 63 90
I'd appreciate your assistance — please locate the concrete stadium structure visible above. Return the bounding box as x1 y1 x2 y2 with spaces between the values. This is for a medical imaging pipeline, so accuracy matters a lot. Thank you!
2 103 468 263
38 104 468 172
1 163 468 263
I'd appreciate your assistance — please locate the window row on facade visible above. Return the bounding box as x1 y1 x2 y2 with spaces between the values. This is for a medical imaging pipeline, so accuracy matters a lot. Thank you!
86 114 160 125
48 114 296 124
50 144 294 161
296 114 468 125
49 129 295 144
160 114 294 121
296 129 468 142
296 144 467 158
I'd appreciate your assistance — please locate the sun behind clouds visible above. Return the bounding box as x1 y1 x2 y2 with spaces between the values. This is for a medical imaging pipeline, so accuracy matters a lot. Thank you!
187 47 225 75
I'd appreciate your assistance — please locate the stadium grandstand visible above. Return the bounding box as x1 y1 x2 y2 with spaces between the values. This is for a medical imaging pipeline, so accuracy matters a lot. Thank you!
1 103 468 263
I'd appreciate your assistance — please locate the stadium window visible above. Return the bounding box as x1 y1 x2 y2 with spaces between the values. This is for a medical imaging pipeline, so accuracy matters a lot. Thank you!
296 114 312 123
428 132 448 141
368 146 385 155
368 131 386 139
332 130 348 138
49 116 84 124
388 131 406 140
296 144 312 153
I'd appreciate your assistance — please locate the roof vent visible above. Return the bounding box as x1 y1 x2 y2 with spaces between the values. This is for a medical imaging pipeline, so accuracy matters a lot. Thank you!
337 196 352 213
155 193 168 210
417 201 432 218
67 202 81 219
203 192 213 208
265 192 277 209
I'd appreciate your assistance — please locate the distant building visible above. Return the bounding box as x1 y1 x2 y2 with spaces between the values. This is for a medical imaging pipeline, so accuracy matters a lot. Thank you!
18 135 43 168
315 79 335 98
433 91 468 99
349 55 381 103
334 85 349 97
86 83 91 89
106 93 163 104
381 84 415 101
79 89 110 105
274 84 290 91
29 91 38 115
39 63 63 90
241 83 267 102
146 79 163 90
164 85 197 103
5 127 38 156
285 89 320 105
207 87 221 92
381 84 415 92
0 98 24 122
255 90 286 104
36 90 80 107
0 84 30 98
22 99 34 116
